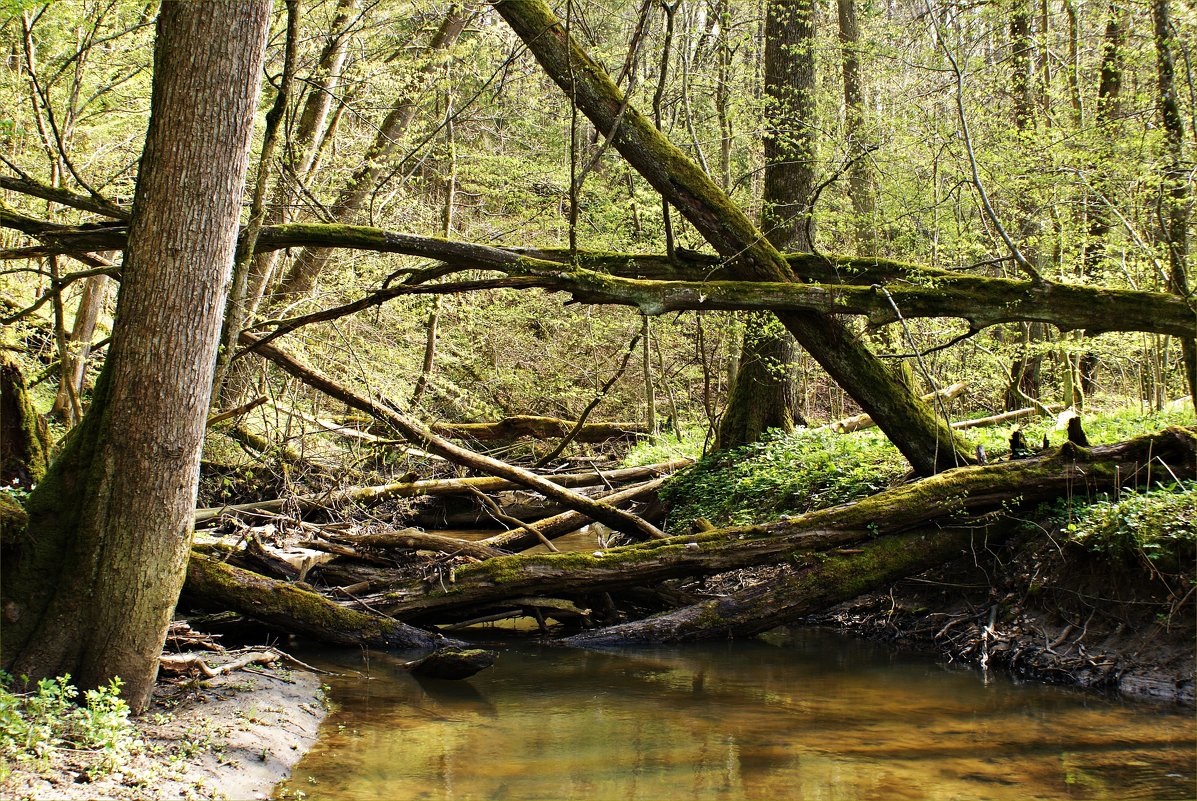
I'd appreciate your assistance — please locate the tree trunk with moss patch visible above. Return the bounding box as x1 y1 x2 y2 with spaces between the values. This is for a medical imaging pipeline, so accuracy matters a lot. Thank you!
0 1 270 712
184 554 448 649
0 353 51 488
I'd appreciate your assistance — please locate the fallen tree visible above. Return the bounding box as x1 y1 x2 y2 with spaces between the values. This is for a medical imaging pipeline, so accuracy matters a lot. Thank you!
239 333 668 540
355 427 1195 623
193 458 689 526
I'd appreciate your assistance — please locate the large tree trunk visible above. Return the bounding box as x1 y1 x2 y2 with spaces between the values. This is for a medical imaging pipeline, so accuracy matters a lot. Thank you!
489 0 972 475
717 0 815 450
0 0 270 711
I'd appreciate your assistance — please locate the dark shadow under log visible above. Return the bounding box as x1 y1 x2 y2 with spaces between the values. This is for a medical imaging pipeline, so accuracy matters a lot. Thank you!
562 527 984 646
184 553 453 650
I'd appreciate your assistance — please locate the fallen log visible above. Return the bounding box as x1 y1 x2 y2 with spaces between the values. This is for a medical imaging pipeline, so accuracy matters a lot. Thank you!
819 382 968 433
431 415 647 442
562 527 986 645
241 333 668 541
365 427 1195 622
342 529 508 561
184 553 454 650
480 475 670 552
193 458 690 526
951 404 1064 430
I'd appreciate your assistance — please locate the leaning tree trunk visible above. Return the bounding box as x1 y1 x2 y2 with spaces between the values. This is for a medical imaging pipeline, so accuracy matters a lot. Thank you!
0 0 270 712
490 0 972 475
718 0 814 450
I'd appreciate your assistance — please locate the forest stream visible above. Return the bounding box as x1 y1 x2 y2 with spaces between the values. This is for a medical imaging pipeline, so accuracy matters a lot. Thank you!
282 630 1195 801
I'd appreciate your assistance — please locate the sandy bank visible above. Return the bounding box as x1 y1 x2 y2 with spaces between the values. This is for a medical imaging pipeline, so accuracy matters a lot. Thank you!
1 665 326 801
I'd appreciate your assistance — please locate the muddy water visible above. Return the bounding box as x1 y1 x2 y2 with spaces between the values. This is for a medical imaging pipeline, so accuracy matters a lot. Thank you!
284 630 1195 800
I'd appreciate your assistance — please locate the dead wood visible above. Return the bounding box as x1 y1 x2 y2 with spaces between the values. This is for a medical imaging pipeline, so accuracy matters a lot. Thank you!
952 404 1064 430
184 553 454 649
206 395 269 428
480 475 670 552
363 427 1195 623
342 529 508 560
432 415 647 442
238 332 667 541
193 458 690 526
159 649 279 678
562 527 986 645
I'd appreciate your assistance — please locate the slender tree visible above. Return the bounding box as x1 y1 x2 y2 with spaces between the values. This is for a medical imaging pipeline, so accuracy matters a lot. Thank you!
1 0 270 711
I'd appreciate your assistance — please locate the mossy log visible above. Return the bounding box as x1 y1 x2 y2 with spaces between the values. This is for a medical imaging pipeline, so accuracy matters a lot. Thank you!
563 527 984 646
8 216 1193 341
184 553 452 649
365 427 1195 623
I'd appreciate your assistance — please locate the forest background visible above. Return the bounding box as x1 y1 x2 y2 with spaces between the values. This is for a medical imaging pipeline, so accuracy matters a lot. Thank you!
0 0 1194 713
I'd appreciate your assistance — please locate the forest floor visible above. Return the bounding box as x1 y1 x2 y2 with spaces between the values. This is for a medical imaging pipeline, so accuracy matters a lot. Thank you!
0 665 326 801
800 532 1196 706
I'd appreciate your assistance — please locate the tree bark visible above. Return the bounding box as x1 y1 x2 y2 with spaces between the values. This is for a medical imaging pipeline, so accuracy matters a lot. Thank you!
0 353 51 488
1 1 271 711
490 0 971 475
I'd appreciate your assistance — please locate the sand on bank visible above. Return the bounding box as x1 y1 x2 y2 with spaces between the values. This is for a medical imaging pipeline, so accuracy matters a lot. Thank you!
1 665 327 801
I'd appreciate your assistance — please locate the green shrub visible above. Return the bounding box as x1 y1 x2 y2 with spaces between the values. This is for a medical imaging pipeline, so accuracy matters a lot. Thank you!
1065 482 1197 570
0 673 141 779
659 427 906 532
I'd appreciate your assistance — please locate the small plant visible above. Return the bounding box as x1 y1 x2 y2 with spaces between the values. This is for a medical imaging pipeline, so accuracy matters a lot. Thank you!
1065 482 1197 571
0 672 142 779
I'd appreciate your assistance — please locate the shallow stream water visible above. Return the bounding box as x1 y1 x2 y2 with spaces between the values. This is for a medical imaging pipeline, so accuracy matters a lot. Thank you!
284 629 1195 800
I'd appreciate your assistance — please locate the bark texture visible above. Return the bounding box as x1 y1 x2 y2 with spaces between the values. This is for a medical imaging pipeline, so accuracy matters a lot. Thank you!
1 0 270 711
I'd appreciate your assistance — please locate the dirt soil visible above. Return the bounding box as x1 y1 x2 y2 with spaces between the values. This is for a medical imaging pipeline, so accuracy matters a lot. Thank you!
804 531 1195 706
0 665 327 801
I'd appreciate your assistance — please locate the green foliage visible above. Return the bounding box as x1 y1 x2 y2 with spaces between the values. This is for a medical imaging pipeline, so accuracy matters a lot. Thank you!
1064 482 1197 569
622 428 706 467
659 427 906 532
0 673 141 780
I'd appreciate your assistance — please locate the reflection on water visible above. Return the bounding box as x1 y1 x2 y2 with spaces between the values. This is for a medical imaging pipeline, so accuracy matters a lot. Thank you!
286 630 1195 801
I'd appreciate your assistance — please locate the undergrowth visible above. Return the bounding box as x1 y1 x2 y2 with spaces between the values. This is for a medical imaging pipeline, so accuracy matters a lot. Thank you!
659 427 906 532
653 406 1195 535
0 673 141 782
1060 481 1197 572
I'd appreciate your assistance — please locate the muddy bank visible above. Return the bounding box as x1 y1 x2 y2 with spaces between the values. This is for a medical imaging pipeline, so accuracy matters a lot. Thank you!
0 665 326 801
801 532 1195 706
